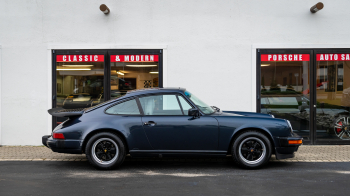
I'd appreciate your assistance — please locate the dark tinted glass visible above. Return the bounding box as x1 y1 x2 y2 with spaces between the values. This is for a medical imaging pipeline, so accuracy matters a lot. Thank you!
260 56 311 140
316 54 350 140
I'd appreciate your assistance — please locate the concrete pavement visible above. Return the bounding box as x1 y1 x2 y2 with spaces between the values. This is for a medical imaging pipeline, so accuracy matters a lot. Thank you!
1 145 350 162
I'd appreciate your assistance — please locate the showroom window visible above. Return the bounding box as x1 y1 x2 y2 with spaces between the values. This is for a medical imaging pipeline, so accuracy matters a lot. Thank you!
258 49 350 145
110 54 159 99
52 49 162 126
315 53 350 141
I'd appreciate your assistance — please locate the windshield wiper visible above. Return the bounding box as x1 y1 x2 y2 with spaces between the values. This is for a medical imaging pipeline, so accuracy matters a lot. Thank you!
211 106 220 112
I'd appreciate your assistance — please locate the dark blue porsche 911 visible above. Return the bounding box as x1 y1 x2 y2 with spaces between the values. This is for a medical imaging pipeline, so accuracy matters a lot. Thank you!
43 88 302 169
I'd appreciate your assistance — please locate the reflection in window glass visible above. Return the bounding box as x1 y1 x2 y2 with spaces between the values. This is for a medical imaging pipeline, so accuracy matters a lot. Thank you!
260 55 310 140
110 54 159 99
139 95 183 115
56 54 104 124
105 99 140 115
316 55 350 140
267 97 299 105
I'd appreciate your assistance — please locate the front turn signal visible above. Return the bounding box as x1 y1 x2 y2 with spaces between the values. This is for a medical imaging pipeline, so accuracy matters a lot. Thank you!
53 133 65 139
288 140 302 145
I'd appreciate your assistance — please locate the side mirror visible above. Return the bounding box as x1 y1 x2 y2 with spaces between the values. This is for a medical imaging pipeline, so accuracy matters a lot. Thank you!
188 108 200 117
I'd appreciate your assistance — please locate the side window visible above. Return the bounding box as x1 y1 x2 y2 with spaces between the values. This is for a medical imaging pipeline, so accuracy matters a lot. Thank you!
105 99 140 115
139 95 183 115
178 95 193 113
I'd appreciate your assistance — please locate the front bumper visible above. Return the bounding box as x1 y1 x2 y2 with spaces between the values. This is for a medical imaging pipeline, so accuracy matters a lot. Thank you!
42 135 82 154
274 134 303 160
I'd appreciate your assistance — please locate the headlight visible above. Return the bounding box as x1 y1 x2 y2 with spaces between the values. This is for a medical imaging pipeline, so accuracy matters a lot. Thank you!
286 120 293 132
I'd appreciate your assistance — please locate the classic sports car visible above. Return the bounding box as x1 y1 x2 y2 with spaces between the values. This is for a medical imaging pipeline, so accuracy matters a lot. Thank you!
43 88 302 169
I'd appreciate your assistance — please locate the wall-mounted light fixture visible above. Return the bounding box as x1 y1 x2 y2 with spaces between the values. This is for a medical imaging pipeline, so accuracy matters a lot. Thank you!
310 2 324 13
100 4 110 14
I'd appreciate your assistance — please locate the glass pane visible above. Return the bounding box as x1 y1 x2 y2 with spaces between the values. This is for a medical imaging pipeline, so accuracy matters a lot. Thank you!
316 54 350 140
139 95 183 115
56 54 104 124
178 96 193 113
184 91 214 114
105 99 140 115
110 54 159 99
260 54 310 140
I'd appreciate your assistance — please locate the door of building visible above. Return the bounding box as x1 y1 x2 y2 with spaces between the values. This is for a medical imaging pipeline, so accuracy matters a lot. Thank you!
258 49 350 144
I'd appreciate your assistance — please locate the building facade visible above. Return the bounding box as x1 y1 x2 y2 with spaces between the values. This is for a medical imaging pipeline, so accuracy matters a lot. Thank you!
0 0 350 145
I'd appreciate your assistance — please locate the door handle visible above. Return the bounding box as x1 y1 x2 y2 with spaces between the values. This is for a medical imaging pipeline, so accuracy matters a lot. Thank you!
144 121 156 126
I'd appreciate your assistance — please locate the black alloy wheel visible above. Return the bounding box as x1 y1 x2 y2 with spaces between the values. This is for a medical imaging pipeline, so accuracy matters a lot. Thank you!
85 132 126 170
239 137 266 164
232 131 272 169
92 138 118 164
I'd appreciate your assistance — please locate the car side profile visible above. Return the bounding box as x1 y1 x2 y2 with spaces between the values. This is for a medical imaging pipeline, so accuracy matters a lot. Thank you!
42 88 302 169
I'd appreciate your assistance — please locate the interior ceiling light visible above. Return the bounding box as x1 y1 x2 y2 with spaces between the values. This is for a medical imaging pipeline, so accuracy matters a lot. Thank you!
149 71 159 74
57 68 91 71
126 65 157 67
261 64 270 67
310 2 324 13
117 71 124 75
62 65 94 67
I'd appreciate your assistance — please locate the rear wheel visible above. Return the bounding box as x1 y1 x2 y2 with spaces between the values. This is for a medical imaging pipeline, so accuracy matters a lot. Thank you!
85 132 126 170
232 131 272 169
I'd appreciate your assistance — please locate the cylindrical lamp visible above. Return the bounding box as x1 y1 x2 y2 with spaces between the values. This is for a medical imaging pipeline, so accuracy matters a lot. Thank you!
310 2 324 13
100 4 110 14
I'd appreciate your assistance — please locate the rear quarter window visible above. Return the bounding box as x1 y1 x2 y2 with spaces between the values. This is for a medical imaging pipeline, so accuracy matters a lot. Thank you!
105 99 140 115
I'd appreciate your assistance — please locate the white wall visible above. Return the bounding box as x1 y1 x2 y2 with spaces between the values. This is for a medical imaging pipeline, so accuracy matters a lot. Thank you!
0 0 350 145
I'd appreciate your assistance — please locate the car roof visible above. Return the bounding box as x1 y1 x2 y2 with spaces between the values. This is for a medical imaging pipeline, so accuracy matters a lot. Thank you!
124 87 186 98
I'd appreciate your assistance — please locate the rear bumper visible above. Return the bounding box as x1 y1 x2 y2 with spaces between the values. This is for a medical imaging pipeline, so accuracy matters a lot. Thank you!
274 134 303 160
42 135 82 154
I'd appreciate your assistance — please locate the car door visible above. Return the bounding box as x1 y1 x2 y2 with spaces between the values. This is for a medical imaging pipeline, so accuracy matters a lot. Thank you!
139 94 219 150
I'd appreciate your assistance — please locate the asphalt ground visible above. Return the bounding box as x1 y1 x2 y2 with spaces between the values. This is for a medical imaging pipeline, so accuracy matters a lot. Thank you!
0 160 350 196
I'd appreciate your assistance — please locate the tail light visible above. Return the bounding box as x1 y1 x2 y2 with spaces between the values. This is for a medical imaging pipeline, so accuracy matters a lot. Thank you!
53 133 65 139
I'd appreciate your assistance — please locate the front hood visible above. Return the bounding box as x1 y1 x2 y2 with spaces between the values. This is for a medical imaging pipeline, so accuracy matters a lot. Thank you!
219 111 273 118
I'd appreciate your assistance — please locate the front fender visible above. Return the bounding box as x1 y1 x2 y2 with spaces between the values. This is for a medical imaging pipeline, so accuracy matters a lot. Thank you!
215 116 290 151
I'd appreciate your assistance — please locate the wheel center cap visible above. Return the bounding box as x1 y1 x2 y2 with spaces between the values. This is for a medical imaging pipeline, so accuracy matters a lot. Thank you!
104 149 107 153
250 149 254 152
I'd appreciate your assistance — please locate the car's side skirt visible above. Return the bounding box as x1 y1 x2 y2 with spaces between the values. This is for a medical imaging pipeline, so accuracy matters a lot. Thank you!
129 150 228 158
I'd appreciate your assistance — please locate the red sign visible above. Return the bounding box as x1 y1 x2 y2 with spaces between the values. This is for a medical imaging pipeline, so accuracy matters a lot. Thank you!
56 55 104 62
261 54 310 61
110 55 159 62
317 54 350 61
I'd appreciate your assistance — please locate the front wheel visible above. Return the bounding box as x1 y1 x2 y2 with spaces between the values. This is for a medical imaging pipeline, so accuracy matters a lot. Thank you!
232 131 272 169
85 132 126 170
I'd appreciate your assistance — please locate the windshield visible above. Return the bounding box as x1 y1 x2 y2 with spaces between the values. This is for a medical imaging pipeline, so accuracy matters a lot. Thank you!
184 91 215 114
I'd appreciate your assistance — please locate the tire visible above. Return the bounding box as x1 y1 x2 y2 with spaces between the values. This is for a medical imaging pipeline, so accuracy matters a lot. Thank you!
232 131 272 169
85 132 126 170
